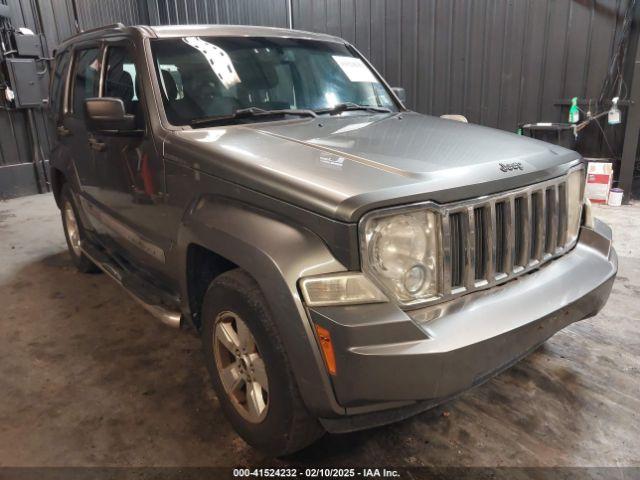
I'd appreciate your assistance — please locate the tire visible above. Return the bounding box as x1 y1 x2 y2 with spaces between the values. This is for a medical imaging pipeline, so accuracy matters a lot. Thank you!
60 183 99 273
201 269 324 455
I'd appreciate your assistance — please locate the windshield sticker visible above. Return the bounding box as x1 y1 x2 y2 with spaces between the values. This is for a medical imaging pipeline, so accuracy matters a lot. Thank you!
332 55 377 83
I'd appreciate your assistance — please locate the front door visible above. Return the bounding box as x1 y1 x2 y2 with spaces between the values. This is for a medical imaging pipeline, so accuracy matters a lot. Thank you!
88 41 169 272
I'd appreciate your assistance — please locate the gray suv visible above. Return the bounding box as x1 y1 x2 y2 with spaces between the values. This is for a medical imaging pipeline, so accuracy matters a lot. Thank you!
48 24 617 455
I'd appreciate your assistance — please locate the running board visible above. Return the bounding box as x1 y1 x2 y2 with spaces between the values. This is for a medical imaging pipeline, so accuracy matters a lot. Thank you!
81 246 182 328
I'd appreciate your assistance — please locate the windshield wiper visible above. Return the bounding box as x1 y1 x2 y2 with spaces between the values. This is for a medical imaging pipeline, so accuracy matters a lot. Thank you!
314 102 391 115
190 107 317 127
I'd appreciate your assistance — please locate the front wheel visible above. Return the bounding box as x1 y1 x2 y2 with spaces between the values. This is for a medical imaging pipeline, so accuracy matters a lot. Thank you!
201 269 324 455
60 184 99 273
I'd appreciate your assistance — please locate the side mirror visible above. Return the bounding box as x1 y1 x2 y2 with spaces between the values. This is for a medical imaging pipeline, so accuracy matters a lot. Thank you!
392 87 406 103
84 97 137 134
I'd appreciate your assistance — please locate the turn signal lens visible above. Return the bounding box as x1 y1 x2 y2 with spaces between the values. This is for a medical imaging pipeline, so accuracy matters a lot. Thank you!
299 272 388 307
314 324 337 376
583 198 594 229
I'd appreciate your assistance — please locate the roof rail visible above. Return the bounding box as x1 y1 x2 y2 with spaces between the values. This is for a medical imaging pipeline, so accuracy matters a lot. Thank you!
63 22 126 43
58 22 126 50
79 22 125 35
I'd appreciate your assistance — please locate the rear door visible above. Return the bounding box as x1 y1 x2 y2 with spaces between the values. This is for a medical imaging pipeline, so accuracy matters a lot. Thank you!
49 48 71 133
49 48 72 173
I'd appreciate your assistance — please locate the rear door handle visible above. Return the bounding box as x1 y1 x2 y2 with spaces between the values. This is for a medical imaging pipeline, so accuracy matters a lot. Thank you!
88 138 106 152
57 125 71 137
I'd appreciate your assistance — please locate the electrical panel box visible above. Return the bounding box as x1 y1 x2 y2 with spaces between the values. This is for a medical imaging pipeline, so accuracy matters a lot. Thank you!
5 58 43 108
14 34 42 57
0 4 11 19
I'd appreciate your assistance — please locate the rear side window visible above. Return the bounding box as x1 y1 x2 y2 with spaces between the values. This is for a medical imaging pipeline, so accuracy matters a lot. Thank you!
71 47 101 117
50 50 70 116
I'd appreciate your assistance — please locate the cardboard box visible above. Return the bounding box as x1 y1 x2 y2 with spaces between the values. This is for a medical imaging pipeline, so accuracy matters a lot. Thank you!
585 161 613 204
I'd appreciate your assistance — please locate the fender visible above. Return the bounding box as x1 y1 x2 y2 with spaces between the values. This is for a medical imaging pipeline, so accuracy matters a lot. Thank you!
176 195 347 417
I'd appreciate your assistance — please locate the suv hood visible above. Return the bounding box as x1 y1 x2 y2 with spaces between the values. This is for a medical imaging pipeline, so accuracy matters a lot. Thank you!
167 112 579 222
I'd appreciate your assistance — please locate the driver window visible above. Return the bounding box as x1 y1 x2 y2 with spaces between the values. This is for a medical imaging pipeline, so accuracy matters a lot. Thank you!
104 46 138 115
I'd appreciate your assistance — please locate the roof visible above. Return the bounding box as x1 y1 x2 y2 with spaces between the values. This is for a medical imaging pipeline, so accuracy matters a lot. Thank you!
55 24 346 52
147 24 345 44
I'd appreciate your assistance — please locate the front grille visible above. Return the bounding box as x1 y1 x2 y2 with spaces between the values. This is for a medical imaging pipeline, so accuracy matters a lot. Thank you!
442 175 576 300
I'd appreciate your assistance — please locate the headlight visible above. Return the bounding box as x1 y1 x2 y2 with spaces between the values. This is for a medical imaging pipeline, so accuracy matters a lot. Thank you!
566 166 585 246
299 272 388 307
360 210 440 306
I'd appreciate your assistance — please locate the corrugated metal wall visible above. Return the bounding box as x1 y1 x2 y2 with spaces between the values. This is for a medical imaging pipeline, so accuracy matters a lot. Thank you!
149 0 289 27
73 0 289 29
292 0 630 136
75 0 147 29
1 0 636 197
0 0 76 197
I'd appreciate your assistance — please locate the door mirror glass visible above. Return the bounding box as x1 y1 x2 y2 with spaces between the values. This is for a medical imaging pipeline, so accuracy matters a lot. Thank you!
392 87 406 103
84 97 136 132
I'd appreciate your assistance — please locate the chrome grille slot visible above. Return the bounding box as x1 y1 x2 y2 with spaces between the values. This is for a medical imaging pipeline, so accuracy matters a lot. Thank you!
495 201 507 274
530 190 544 261
557 183 568 246
449 212 465 288
435 172 581 307
545 186 558 254
474 207 486 281
514 196 526 267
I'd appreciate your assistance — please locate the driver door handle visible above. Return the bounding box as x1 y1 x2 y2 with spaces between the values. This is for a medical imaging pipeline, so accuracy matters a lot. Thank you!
57 125 71 137
88 138 106 152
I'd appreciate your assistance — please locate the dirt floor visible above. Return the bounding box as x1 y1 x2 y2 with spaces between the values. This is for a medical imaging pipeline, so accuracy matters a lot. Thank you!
0 193 638 468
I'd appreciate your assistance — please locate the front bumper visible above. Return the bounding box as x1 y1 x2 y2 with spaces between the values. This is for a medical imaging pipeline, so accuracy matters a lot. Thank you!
308 220 617 432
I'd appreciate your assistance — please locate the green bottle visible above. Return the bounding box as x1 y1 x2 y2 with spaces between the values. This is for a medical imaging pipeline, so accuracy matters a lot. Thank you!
568 97 579 123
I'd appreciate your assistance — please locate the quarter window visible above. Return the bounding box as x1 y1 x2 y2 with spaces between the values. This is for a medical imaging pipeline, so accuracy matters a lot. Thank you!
71 48 101 118
50 50 70 116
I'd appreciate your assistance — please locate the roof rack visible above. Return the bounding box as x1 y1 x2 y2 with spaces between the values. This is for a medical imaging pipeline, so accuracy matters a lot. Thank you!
64 22 125 42
80 22 125 34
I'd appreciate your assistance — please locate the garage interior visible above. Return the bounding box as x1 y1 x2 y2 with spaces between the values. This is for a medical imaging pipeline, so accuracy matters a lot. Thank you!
1 0 639 473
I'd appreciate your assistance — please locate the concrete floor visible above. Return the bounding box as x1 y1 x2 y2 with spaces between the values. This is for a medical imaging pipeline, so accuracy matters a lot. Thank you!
0 192 638 468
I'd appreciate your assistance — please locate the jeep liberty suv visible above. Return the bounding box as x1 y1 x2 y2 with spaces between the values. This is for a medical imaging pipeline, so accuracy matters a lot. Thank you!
48 24 617 455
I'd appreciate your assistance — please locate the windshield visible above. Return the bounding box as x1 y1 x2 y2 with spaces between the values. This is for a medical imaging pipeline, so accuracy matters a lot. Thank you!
150 36 398 126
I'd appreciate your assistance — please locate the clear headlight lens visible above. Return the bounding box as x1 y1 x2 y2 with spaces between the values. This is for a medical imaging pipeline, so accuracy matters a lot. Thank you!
299 272 388 307
566 167 585 246
361 210 440 306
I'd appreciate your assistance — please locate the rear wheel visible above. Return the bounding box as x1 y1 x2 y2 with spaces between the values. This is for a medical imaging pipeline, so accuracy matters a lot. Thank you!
60 184 99 273
201 269 324 455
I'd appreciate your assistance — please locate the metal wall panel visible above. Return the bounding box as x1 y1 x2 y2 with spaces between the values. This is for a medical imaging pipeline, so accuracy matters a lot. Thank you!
158 0 289 27
93 0 291 27
36 0 77 54
1 0 62 168
74 0 146 29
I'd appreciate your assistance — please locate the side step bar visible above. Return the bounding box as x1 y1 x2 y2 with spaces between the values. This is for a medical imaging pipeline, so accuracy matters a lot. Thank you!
81 247 182 328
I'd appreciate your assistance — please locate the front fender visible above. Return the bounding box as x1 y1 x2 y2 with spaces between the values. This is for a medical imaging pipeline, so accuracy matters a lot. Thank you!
177 196 347 417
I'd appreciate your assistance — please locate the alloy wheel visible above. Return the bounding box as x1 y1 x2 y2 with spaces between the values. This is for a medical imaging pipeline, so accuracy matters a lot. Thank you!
63 200 82 257
213 311 269 423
